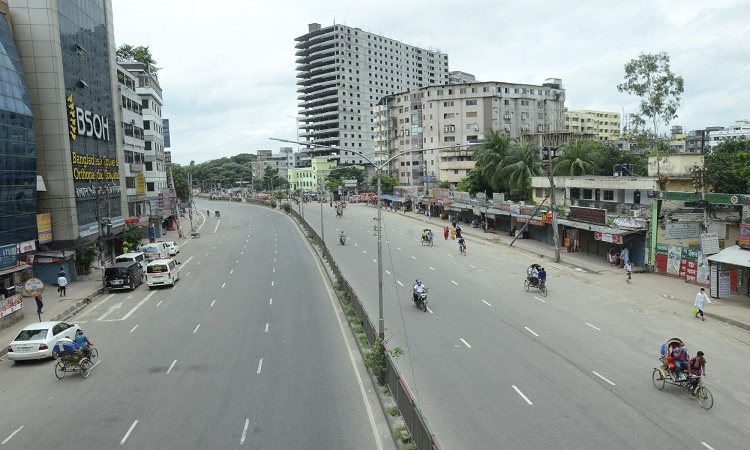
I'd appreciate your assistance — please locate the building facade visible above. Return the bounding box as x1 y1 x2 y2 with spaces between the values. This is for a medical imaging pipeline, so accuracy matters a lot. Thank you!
11 0 126 266
294 23 449 164
708 120 750 150
116 64 146 221
563 108 621 141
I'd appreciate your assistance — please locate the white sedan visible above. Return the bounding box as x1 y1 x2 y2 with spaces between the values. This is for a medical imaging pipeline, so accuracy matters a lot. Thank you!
165 241 180 256
7 321 80 361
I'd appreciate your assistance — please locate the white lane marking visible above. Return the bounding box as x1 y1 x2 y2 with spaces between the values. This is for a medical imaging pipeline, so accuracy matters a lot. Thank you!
386 270 391 275
535 297 546 303
121 291 157 321
242 252 244 255
701 442 716 450
273 268 275 273
426 306 433 313
97 302 122 321
1 425 23 444
120 420 138 445
411 255 416 259
240 418 250 445
222 282 226 288
482 299 492 306
269 298 273 305
354 243 359 247
363 250 367 254
230 270 234 274
478 269 484 272
256 358 263 374
429 266 435 271
586 322 602 331
236 260 239 264
129 324 139 333
525 327 539 337
451 280 458 285
469 264 476 269
460 338 472 348
193 324 200 334
206 253 209 257
210 300 216 307
592 371 616 386
397 281 403 287
447 254 453 258
512 386 533 405
271 281 274 287
397 247 402 251
265 323 269 332
187 272 191 276
166 360 177 374
373 259 377 263
273 258 276 262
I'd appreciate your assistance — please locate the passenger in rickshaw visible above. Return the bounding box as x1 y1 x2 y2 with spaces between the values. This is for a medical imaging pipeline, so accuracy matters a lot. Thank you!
671 343 689 380
53 337 83 359
527 264 541 286
422 229 428 242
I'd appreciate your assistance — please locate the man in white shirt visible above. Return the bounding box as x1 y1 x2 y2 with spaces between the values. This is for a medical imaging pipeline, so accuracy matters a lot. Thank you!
694 288 711 321
620 246 630 267
57 274 68 297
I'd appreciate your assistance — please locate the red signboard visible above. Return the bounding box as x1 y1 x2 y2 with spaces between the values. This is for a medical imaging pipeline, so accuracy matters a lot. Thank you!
594 232 622 244
739 223 750 250
685 260 698 283
541 212 552 224
569 206 607 225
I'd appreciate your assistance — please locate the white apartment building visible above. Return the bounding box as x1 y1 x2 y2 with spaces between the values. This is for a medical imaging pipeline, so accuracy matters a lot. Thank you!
294 23 449 164
117 65 147 221
376 79 567 186
564 108 621 141
708 120 750 150
120 62 168 218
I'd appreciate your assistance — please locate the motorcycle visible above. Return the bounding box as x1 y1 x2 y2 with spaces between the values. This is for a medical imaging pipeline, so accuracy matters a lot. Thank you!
413 288 428 312
339 235 347 245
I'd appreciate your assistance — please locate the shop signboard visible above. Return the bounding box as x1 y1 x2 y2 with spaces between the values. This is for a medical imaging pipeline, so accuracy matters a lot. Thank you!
739 223 750 250
718 270 731 297
700 233 721 255
0 244 17 270
666 245 681 276
23 278 45 297
569 206 606 225
697 253 710 285
710 266 718 298
665 222 700 240
594 232 622 244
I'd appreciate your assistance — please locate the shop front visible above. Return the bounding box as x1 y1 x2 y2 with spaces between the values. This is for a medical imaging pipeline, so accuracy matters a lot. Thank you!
706 245 750 298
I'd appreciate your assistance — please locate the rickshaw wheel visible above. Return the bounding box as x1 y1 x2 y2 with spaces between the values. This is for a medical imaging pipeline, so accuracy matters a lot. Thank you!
697 387 713 410
524 279 530 292
541 285 548 297
55 360 66 379
652 368 665 390
80 359 91 379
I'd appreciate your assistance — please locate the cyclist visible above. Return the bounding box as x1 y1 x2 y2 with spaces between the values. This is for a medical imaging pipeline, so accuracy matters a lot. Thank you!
538 267 547 289
74 329 93 359
458 237 466 254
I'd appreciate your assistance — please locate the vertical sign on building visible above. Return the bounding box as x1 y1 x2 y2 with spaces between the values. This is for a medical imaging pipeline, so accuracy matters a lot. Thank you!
163 118 171 148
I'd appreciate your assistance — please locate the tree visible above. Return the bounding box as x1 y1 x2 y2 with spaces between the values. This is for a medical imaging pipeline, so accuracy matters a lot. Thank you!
326 166 364 191
500 142 543 200
116 44 159 75
473 130 512 191
553 140 595 176
170 164 189 202
456 168 491 196
370 174 398 194
704 138 750 194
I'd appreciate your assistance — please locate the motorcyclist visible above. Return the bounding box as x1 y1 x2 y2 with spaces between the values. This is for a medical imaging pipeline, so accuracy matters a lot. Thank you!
339 231 347 244
412 279 427 304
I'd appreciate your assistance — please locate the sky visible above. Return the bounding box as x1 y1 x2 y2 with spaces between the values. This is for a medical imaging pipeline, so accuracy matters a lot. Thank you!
112 0 750 166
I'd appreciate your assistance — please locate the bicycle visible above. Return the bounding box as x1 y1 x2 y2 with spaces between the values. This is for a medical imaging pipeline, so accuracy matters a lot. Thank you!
459 243 466 256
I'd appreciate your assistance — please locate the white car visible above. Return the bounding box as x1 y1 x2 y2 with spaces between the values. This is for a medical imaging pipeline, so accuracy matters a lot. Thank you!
164 241 180 256
7 321 80 361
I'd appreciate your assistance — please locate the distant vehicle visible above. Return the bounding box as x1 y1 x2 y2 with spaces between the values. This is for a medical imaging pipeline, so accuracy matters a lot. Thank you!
141 242 168 261
115 251 146 271
164 241 180 256
7 321 80 361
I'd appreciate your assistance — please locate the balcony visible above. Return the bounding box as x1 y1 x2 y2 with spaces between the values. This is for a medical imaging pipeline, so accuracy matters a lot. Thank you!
130 163 144 173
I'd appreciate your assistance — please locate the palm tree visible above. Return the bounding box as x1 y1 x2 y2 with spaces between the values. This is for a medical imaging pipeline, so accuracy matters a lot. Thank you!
553 140 595 176
500 141 544 200
473 130 512 191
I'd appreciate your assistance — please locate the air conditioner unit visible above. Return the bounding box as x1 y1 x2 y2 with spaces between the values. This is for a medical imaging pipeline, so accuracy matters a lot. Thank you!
473 126 479 131
504 115 510 119
631 210 641 218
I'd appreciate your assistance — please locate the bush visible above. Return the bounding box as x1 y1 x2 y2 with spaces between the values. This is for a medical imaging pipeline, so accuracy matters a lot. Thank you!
75 243 99 274
281 203 291 213
387 406 399 416
364 337 404 385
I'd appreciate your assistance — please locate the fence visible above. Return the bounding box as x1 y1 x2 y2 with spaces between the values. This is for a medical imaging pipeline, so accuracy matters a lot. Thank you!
290 207 441 449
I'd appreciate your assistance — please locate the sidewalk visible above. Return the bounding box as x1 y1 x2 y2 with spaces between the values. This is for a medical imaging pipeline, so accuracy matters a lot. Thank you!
386 206 750 333
0 219 200 359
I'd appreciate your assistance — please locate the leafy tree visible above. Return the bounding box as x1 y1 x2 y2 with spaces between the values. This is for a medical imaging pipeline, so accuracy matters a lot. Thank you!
617 52 684 177
500 142 543 200
473 130 512 191
370 174 398 194
116 44 159 75
438 181 451 189
456 168 491 196
122 225 145 253
253 166 287 191
704 138 750 194
170 164 189 202
326 166 364 191
553 140 595 176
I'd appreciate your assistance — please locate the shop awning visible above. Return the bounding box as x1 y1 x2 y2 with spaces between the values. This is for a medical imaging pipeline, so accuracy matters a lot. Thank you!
707 245 750 267
556 218 642 236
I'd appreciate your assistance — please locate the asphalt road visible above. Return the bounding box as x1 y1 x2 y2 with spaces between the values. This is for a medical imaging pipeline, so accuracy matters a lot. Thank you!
302 201 750 450
0 203 390 450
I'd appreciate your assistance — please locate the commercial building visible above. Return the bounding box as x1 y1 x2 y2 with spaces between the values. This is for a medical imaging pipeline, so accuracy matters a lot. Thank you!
563 108 621 141
294 23 449 164
10 0 126 277
375 79 567 188
708 120 750 150
116 64 147 223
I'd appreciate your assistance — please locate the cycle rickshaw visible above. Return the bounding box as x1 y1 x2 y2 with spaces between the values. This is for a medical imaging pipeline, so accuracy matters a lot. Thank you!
652 337 713 410
420 229 434 247
524 263 547 297
52 340 93 379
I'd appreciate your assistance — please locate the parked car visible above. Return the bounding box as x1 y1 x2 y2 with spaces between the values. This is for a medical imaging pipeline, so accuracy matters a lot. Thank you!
115 251 146 271
104 261 144 292
164 241 180 256
7 321 80 361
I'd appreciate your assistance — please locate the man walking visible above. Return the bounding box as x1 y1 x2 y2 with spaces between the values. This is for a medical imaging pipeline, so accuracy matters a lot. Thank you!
58 273 68 297
624 261 633 284
694 287 711 321
35 295 43 314
620 245 630 267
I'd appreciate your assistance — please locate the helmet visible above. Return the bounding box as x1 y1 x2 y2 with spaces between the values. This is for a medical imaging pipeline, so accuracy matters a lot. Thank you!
76 329 83 334
415 279 422 285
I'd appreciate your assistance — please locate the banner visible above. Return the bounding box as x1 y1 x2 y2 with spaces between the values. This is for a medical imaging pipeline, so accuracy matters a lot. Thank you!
37 213 53 244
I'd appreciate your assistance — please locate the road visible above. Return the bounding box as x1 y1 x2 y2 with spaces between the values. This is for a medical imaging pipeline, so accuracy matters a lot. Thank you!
0 203 391 450
302 201 750 450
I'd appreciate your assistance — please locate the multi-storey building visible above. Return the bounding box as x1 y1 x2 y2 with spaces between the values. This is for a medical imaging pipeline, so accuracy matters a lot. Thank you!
294 23 449 164
120 62 168 231
11 0 126 274
117 65 147 222
563 108 621 141
448 71 476 84
0 2 37 297
375 79 567 187
708 120 750 150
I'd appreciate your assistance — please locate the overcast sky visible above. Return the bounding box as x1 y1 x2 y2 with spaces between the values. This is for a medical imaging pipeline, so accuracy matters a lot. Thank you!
112 0 749 166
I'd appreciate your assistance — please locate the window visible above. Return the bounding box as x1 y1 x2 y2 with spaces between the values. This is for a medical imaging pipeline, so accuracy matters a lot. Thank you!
443 101 454 107
444 136 456 142
603 190 614 201
535 188 546 197
582 189 593 200
466 100 477 106
466 111 477 117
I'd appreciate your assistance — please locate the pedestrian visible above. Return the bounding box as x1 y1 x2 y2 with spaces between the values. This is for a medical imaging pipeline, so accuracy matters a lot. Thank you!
35 295 43 314
58 266 66 277
620 245 630 267
443 226 449 240
624 261 633 284
451 218 457 229
694 287 711 321
455 225 462 239
450 227 456 240
58 273 68 297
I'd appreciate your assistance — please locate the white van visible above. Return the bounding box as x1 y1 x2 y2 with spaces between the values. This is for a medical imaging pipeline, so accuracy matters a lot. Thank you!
146 258 181 288
141 242 168 262
115 252 146 271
